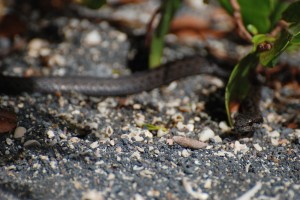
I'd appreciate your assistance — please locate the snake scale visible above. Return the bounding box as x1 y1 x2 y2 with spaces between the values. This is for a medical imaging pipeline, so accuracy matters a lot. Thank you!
0 56 262 133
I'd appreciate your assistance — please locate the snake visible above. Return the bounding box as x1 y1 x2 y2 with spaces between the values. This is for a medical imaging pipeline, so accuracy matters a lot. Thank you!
0 56 262 133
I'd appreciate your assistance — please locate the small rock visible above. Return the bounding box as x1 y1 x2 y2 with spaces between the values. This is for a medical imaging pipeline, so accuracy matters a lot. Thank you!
198 127 215 142
14 126 27 139
83 30 102 46
182 149 190 157
24 140 41 147
172 113 184 122
271 138 279 146
213 136 222 143
166 138 174 145
47 130 55 139
186 124 194 132
90 141 99 149
157 128 169 137
82 189 104 200
176 121 185 131
59 133 67 139
234 141 249 154
219 121 231 132
50 161 57 169
6 138 13 145
134 113 145 127
48 54 66 67
253 143 263 151
28 38 49 57
204 179 212 189
268 130 280 138
105 126 114 137
133 104 141 109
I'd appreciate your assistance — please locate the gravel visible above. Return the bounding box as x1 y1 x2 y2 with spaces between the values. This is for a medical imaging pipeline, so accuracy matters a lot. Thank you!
0 1 299 200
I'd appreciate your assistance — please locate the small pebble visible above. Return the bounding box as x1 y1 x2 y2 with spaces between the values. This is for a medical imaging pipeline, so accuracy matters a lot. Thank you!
24 140 41 147
134 113 145 127
59 133 67 139
204 179 212 189
172 113 184 122
133 104 141 109
82 189 104 200
233 141 249 154
50 161 57 169
6 138 13 145
186 124 194 132
181 149 190 157
271 138 279 146
198 127 215 142
157 128 169 137
47 130 55 139
14 126 26 138
253 143 263 151
83 30 102 46
219 121 231 132
105 126 114 136
268 130 280 138
90 141 99 149
213 136 222 143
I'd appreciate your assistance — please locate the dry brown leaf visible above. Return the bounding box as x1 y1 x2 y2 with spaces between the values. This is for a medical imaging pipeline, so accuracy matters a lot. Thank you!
173 136 207 149
0 108 17 133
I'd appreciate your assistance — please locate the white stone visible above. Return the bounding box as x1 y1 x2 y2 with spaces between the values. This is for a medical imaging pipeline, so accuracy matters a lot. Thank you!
198 127 215 142
84 30 102 46
47 130 55 139
213 136 222 143
219 121 231 132
186 124 194 132
14 127 26 138
82 190 104 200
234 141 249 154
50 161 57 169
157 128 169 137
6 138 13 145
268 130 280 138
90 141 99 149
253 143 263 151
182 149 190 157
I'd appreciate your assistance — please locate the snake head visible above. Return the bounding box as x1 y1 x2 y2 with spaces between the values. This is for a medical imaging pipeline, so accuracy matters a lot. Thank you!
233 113 263 133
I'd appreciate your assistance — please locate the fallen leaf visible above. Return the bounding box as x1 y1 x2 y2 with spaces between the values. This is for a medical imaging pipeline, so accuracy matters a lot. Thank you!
0 108 17 133
173 136 207 149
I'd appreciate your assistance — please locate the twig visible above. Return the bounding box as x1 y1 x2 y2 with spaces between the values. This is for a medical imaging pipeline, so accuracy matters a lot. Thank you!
229 0 252 42
270 20 288 37
145 7 161 47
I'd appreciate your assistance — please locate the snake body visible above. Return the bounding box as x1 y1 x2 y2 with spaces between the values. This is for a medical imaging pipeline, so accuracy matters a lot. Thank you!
0 56 262 133
0 57 229 96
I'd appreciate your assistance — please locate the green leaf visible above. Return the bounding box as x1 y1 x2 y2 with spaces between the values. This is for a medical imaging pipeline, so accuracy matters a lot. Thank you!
247 24 258 35
143 124 167 131
282 1 300 23
287 34 300 51
269 0 289 28
218 0 289 34
81 0 106 9
291 34 300 45
239 0 273 33
225 53 259 126
149 0 181 68
282 1 300 35
259 29 293 66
